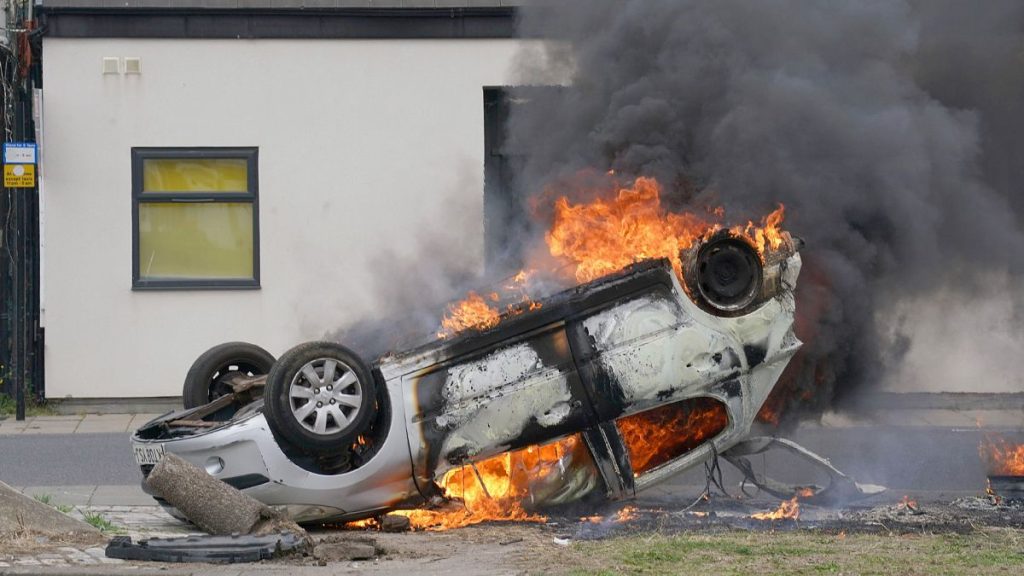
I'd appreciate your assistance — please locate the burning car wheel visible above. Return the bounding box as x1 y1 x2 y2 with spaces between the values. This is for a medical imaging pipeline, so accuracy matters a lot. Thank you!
695 237 763 313
263 341 377 455
182 342 276 410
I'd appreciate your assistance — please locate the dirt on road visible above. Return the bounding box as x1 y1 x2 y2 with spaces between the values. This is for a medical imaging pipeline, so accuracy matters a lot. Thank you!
4 494 1024 574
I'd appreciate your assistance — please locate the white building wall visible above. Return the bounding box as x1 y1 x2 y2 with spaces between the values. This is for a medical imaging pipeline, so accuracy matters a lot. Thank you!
42 37 527 398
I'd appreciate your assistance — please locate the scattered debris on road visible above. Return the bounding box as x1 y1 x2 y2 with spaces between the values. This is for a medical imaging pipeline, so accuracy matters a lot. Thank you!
146 453 303 538
311 535 380 564
105 532 306 563
114 452 312 563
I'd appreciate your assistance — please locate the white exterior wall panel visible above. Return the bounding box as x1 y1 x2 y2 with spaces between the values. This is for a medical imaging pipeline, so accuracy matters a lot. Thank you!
42 38 525 398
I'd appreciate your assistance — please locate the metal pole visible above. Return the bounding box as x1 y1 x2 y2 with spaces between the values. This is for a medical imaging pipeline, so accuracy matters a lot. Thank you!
11 184 22 421
12 99 26 420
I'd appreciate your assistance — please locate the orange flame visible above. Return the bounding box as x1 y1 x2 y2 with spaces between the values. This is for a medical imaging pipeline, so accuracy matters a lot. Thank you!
729 204 786 256
421 175 791 529
578 507 640 525
979 433 1024 476
389 435 588 531
577 506 640 525
796 487 816 498
546 176 785 284
345 517 378 529
437 291 501 338
437 270 542 338
614 505 639 523
508 269 531 287
897 495 918 511
750 484 820 521
546 177 712 283
751 496 800 521
616 397 730 476
986 478 1003 504
438 177 786 340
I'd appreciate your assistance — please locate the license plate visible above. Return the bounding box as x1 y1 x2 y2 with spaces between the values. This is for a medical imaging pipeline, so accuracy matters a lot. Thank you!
133 442 166 466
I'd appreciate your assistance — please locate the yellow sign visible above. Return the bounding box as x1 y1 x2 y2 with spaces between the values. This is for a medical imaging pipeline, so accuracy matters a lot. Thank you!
4 163 34 188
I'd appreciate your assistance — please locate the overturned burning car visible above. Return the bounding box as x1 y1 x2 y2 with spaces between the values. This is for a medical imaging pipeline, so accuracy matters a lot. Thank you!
133 230 808 525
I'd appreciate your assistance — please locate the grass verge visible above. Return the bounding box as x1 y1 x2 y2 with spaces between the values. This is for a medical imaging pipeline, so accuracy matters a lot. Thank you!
551 529 1024 576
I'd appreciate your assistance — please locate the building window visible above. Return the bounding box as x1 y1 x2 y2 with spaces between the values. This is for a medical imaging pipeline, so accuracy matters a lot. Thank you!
132 148 259 290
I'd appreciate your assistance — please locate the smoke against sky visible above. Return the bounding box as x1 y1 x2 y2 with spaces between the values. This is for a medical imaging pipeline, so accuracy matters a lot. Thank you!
508 1 1024 415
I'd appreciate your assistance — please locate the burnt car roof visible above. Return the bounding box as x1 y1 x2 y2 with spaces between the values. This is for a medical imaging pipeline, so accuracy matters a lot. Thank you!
377 258 678 378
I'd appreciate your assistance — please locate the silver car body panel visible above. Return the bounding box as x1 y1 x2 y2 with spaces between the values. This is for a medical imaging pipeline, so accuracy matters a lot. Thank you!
133 250 802 522
135 382 420 523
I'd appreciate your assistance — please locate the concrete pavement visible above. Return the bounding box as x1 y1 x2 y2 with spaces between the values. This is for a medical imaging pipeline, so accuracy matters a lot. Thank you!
3 405 1021 435
12 485 153 507
0 414 161 435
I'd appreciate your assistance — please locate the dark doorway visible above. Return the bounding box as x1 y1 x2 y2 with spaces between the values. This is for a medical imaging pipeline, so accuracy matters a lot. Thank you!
483 87 521 274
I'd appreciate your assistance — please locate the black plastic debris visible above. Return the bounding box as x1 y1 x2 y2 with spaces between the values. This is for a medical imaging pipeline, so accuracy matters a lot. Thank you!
105 531 305 563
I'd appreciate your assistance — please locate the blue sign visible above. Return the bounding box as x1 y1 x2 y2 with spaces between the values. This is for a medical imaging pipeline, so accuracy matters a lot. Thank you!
4 142 37 165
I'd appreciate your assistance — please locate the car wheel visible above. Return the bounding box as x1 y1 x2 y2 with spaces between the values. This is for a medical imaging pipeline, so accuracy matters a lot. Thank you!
263 341 377 455
182 342 276 410
695 237 763 313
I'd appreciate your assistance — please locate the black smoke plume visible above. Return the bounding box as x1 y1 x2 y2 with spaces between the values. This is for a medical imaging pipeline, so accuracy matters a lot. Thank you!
505 0 1024 421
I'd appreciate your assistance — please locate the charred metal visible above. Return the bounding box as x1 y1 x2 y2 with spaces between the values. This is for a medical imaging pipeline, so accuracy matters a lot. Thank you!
131 235 814 524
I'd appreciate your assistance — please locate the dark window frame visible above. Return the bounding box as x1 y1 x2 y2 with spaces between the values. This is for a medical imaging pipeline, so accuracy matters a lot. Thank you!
131 147 260 291
41 7 519 40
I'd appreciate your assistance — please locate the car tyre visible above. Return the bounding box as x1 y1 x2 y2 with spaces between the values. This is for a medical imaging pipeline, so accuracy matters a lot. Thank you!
182 342 276 409
695 237 763 313
263 341 377 455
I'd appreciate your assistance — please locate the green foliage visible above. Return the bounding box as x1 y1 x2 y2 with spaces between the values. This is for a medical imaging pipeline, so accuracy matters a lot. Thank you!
0 363 56 416
33 493 75 515
0 393 13 415
81 511 122 533
0 392 59 417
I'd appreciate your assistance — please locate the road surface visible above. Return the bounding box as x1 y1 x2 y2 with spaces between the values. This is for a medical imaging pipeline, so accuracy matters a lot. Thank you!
0 424 1011 494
